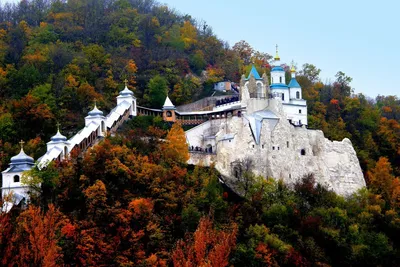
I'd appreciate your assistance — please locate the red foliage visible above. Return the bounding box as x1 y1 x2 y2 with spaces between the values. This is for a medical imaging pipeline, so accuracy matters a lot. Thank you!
172 217 237 267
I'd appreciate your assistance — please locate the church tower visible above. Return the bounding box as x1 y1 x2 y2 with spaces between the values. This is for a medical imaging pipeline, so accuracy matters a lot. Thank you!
46 124 71 160
270 45 289 103
1 140 34 206
85 102 106 137
117 79 137 117
162 96 176 122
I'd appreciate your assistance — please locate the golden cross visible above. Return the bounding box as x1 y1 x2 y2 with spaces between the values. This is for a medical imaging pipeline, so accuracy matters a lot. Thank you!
276 44 278 53
56 122 61 132
94 98 97 107
124 79 128 87
19 140 25 149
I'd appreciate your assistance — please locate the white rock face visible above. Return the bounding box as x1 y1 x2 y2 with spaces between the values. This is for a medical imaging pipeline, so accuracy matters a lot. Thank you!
186 98 366 196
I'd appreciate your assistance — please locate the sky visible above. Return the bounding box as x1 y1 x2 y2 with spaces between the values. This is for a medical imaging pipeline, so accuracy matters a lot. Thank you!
2 0 400 97
161 0 399 98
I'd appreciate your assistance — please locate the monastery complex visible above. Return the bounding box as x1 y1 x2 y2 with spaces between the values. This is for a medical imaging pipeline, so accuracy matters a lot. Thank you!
1 48 366 210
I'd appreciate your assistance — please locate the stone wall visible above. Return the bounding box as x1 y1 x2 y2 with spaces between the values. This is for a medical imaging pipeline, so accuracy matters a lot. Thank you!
187 98 366 196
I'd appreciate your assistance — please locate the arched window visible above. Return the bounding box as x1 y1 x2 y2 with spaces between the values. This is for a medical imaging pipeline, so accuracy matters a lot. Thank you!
281 94 284 101
296 91 300 99
279 77 282 83
166 111 172 117
14 175 20 183
301 149 306 156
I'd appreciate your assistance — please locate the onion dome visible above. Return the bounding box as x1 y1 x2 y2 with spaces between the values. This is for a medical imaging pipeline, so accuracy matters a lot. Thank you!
271 66 285 72
119 79 134 96
88 104 104 116
119 85 134 96
51 129 67 142
290 63 296 73
10 141 34 165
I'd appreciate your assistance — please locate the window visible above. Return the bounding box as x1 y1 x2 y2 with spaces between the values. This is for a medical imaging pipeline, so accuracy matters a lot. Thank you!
272 146 275 150
287 141 289 148
279 77 282 83
299 109 302 114
281 94 284 101
166 111 172 117
296 91 300 99
299 120 302 125
262 144 264 148
278 147 280 150
252 145 254 148
14 175 20 183
301 149 306 156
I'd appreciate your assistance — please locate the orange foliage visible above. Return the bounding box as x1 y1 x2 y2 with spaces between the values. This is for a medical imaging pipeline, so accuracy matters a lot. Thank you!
367 157 395 201
129 198 154 219
255 243 275 265
12 205 65 266
172 217 237 267
162 123 189 164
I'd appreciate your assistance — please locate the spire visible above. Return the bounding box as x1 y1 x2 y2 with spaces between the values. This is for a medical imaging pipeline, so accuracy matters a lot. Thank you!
274 44 280 61
162 95 176 110
290 60 296 77
19 140 25 152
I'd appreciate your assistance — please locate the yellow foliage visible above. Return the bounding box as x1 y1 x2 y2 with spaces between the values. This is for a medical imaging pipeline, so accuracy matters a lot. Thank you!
162 123 189 164
180 21 197 49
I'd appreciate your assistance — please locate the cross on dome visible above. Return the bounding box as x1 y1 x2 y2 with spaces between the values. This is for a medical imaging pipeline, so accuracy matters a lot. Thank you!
274 44 280 61
19 140 25 150
124 79 128 87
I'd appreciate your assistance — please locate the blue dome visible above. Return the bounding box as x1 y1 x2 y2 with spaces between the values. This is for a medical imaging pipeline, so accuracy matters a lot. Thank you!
119 86 134 96
10 149 34 165
271 66 285 72
51 130 67 142
288 78 301 88
88 105 104 116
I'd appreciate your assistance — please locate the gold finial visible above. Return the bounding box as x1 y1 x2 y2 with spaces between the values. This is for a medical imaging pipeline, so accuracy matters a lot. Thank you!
274 44 280 61
124 79 128 87
94 98 97 107
56 122 61 132
291 60 296 73
19 140 25 150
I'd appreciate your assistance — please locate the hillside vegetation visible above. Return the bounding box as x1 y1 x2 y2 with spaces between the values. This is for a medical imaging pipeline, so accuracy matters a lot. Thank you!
0 0 399 265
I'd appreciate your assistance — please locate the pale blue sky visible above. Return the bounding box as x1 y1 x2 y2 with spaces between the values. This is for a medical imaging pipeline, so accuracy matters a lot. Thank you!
2 0 399 97
162 0 399 98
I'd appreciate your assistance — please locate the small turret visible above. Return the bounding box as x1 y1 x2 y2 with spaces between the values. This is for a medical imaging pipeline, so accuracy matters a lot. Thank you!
162 95 176 122
47 123 70 159
1 140 34 206
117 79 137 117
85 101 106 137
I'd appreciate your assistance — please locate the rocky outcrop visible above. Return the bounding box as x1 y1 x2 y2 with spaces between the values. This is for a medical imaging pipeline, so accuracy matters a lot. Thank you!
187 99 366 196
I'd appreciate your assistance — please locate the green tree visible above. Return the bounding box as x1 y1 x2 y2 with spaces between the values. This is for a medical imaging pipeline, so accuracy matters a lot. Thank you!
145 75 168 108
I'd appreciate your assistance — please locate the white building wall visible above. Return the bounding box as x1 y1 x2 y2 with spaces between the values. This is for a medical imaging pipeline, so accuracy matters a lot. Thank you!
271 89 290 103
283 103 308 125
271 71 285 84
289 88 302 100
1 172 29 199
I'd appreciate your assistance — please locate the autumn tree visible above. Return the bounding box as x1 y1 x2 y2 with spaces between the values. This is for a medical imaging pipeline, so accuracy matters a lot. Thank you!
172 217 237 267
161 122 189 164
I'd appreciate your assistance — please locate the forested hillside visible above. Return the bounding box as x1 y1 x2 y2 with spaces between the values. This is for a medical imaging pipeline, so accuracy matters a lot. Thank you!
0 0 400 265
